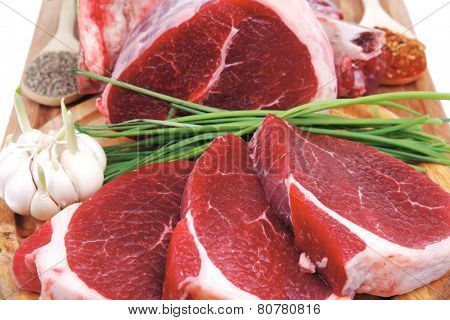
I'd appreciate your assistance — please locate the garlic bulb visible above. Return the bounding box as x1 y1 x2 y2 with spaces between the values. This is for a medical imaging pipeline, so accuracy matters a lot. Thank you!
0 91 106 220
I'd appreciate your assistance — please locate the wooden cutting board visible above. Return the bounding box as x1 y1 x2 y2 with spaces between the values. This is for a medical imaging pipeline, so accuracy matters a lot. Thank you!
0 0 448 300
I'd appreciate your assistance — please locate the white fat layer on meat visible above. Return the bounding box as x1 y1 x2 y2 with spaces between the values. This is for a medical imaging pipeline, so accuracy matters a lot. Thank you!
317 257 328 269
299 253 316 273
287 175 450 297
317 16 384 63
101 0 201 108
179 211 260 300
78 1 105 74
82 24 104 73
112 0 201 78
32 204 107 300
256 0 337 100
326 293 352 300
197 27 240 99
103 0 160 62
103 0 129 56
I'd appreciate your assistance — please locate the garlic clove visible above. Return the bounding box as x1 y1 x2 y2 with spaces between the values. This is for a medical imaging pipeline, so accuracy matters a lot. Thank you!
30 162 60 221
46 145 78 208
31 146 79 209
3 157 36 216
16 129 43 148
0 140 15 163
0 145 29 199
35 132 56 152
76 133 107 171
57 101 104 202
30 190 60 221
31 146 51 180
60 149 104 201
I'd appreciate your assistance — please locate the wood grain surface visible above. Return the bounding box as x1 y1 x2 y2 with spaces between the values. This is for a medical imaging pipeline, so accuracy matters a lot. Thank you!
0 0 448 300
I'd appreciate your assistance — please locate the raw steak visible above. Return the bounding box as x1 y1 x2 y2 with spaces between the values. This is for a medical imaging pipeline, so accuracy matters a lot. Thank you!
163 135 336 300
98 0 337 123
12 222 53 293
77 0 162 94
249 115 450 297
306 0 386 97
12 161 193 299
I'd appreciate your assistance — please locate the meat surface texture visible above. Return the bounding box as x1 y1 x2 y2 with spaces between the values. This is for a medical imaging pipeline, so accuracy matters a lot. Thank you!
163 135 335 300
98 0 337 123
77 0 162 94
306 0 386 97
12 222 53 293
12 161 193 299
249 115 450 297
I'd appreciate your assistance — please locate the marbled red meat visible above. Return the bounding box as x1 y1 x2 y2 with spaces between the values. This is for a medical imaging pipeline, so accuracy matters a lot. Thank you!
77 0 162 94
12 222 52 293
98 0 337 123
163 135 336 300
12 161 193 299
249 115 450 297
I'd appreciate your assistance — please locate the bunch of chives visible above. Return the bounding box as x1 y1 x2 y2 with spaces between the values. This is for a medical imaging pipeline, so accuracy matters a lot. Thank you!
74 70 450 182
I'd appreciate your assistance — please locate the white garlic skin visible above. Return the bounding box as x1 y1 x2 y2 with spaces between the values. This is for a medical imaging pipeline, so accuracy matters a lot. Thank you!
0 144 29 198
60 148 104 201
30 190 60 221
31 146 51 179
31 146 78 209
3 157 36 216
77 133 107 171
45 147 79 208
16 129 43 147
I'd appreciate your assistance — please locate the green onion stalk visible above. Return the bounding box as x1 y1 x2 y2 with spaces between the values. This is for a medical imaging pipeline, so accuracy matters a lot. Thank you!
74 70 450 182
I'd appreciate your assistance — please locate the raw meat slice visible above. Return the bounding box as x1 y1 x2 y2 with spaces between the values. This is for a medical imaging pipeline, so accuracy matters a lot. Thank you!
12 222 52 293
305 0 386 97
77 0 162 94
78 0 382 98
249 115 450 297
163 135 335 300
98 0 337 123
12 161 193 299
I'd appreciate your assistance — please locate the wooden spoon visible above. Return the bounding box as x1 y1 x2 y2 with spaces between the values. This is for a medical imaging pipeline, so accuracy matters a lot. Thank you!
359 0 416 38
21 0 80 107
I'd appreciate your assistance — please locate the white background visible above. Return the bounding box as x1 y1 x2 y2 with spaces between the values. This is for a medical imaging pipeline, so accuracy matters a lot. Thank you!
0 300 447 319
0 0 449 142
